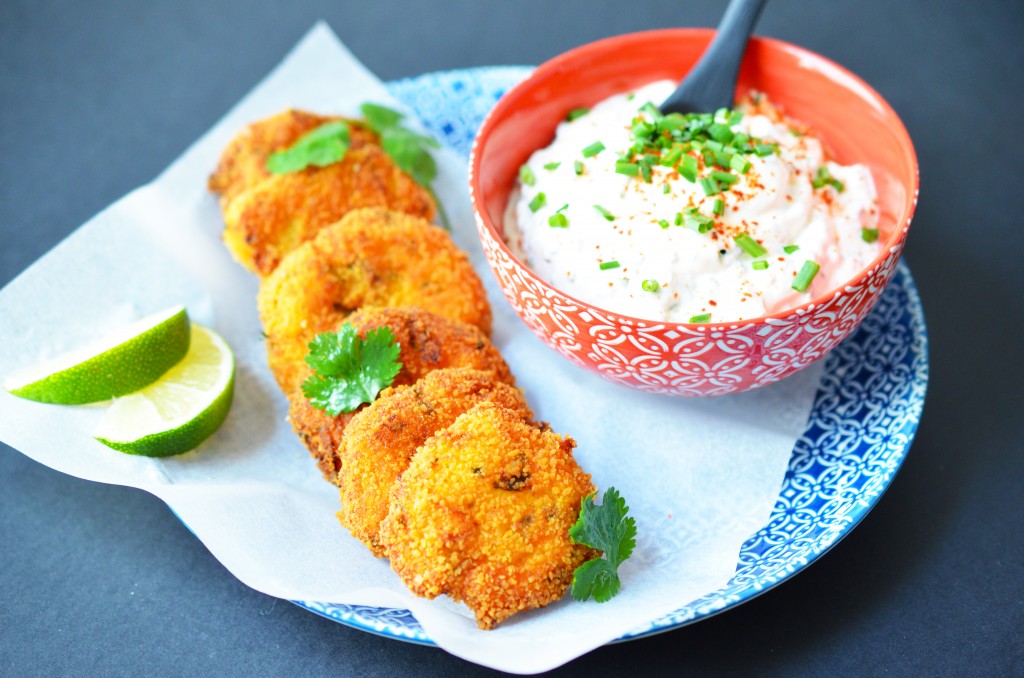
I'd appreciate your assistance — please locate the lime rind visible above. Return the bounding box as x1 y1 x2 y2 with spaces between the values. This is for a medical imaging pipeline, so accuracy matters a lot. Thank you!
92 324 235 458
4 305 190 404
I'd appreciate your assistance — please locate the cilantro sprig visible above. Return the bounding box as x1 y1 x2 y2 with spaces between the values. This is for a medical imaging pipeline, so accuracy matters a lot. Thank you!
266 121 351 174
301 324 402 416
569 486 637 603
360 102 450 230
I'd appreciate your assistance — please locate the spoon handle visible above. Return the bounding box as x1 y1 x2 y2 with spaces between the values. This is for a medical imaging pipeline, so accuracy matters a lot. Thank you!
661 0 768 114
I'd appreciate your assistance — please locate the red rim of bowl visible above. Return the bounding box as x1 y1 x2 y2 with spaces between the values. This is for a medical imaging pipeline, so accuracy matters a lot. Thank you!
469 28 920 330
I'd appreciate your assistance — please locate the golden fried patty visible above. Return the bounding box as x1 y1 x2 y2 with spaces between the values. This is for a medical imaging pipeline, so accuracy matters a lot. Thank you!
379 401 597 630
257 208 492 395
287 308 514 483
336 368 531 555
221 145 435 275
208 109 377 205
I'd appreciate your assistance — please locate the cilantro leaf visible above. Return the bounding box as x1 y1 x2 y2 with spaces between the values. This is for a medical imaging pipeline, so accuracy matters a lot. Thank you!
266 121 351 174
358 102 450 230
569 486 637 603
300 324 402 416
570 558 620 603
360 102 405 131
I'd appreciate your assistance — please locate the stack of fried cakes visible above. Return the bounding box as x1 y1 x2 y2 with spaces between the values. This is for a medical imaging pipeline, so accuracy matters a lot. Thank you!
210 110 597 629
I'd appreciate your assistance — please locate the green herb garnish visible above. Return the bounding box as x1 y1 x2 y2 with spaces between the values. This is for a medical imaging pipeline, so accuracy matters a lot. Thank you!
519 164 536 186
569 487 637 603
689 313 711 323
792 260 821 292
549 204 569 228
266 121 351 175
615 160 640 177
752 260 769 270
574 160 585 175
861 228 880 243
783 245 800 254
566 107 590 122
528 192 547 213
599 260 620 270
641 279 660 292
593 204 615 221
301 324 402 416
812 166 845 192
582 141 606 158
699 176 720 196
359 103 449 229
712 198 725 215
543 162 561 171
734 233 767 258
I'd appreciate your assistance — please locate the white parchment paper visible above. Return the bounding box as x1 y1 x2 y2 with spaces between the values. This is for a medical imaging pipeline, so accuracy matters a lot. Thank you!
0 23 824 674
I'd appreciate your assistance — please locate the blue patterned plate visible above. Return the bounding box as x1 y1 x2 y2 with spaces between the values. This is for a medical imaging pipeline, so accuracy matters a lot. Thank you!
292 67 929 645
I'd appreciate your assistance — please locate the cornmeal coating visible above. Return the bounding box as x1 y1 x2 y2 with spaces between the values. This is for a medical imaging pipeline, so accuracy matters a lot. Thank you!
221 145 435 276
379 401 597 630
287 309 513 483
337 368 531 555
208 109 377 205
257 208 492 394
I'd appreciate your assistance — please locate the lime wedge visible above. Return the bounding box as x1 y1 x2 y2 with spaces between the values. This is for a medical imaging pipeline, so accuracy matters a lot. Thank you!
93 324 235 457
5 306 191 404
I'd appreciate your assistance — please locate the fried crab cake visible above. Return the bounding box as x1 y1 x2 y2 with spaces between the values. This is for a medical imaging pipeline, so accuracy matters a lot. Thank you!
287 309 514 482
208 109 377 205
221 145 436 276
257 208 492 394
336 368 531 556
379 401 597 630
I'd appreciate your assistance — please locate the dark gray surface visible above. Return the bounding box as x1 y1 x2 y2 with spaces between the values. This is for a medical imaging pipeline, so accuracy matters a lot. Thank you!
2 1 1022 675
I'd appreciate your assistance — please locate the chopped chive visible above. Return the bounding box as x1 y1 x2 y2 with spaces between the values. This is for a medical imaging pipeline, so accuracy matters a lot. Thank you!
657 219 670 229
528 192 547 213
684 213 714 233
582 141 606 158
548 212 569 228
708 122 734 143
662 183 671 194
711 170 739 186
783 245 800 254
657 114 687 132
631 121 656 139
641 279 660 292
593 204 615 221
727 110 744 126
734 233 767 257
754 144 775 157
615 160 640 177
680 155 698 182
792 260 821 292
566 107 589 122
639 160 652 183
599 260 620 270
689 313 711 323
730 154 752 174
674 211 684 226
699 176 720 196
752 260 769 271
712 198 725 215
574 160 584 175
660 146 684 167
861 228 880 243
519 164 535 186
812 166 844 192
543 162 561 170
639 102 662 120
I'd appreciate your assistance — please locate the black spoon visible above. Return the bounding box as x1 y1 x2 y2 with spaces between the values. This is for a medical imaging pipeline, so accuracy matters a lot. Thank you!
660 0 768 115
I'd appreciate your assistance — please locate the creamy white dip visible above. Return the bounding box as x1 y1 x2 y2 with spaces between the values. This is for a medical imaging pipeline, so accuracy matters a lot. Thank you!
504 80 880 323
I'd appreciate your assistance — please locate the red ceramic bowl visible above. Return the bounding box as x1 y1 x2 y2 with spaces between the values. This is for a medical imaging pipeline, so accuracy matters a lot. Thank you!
469 29 918 396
